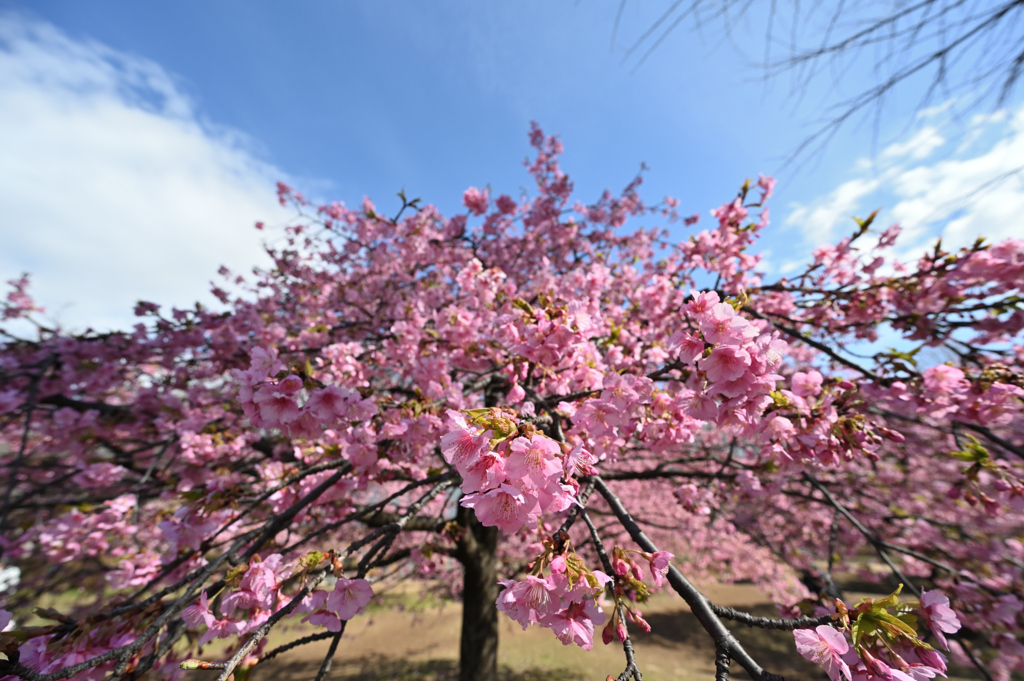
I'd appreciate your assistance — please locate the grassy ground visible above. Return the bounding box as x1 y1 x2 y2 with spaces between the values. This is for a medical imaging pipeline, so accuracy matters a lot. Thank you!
243 583 826 681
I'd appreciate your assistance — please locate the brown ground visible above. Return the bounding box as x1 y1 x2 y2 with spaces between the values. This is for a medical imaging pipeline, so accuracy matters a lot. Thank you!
241 583 826 681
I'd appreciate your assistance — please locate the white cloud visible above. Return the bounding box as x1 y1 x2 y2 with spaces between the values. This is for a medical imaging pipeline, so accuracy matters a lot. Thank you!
879 126 946 162
785 103 1024 260
785 176 881 244
0 14 293 333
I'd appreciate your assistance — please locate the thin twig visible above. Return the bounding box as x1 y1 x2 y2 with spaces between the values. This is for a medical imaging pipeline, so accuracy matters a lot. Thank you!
591 476 787 681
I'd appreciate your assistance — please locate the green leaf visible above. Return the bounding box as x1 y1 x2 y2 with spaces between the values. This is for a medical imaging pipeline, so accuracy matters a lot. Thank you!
853 209 879 232
851 615 878 647
875 612 917 638
873 584 904 609
949 436 989 463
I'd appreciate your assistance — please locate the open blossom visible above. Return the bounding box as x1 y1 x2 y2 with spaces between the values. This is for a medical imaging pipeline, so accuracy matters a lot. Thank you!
792 370 824 397
460 450 506 493
181 590 216 630
919 590 961 650
506 434 563 485
539 599 606 651
922 365 967 394
698 345 751 382
327 577 374 620
248 346 284 379
669 330 705 365
497 576 560 629
252 384 301 425
699 303 758 345
440 410 492 470
687 289 721 315
563 442 598 477
460 483 539 533
463 186 489 215
302 578 374 632
305 386 353 422
794 625 851 681
647 550 673 587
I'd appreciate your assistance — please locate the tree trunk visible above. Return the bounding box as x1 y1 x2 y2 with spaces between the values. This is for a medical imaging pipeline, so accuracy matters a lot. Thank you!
454 504 500 681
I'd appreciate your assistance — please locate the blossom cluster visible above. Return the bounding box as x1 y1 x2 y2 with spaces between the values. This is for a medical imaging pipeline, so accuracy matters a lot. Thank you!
795 588 962 681
441 409 589 534
177 553 375 645
497 562 610 650
237 346 377 438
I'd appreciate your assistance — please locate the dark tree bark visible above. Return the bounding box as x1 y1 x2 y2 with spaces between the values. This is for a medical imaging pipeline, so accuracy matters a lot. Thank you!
454 503 500 681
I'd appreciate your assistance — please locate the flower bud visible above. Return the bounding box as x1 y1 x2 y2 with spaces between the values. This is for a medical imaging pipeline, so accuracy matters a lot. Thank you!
917 647 947 673
602 618 615 645
628 608 651 634
861 649 893 681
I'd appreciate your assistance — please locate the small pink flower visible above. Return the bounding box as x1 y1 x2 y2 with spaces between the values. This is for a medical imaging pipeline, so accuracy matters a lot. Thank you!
699 303 757 345
463 187 489 215
496 576 559 629
305 386 353 422
648 551 673 587
539 600 606 651
919 590 961 650
182 590 217 630
793 625 851 681
440 411 491 469
669 330 705 365
249 346 284 379
460 483 539 534
253 386 301 424
792 371 824 397
303 610 343 632
922 365 967 394
698 345 751 383
460 450 506 493
326 577 374 620
563 442 598 477
506 435 563 486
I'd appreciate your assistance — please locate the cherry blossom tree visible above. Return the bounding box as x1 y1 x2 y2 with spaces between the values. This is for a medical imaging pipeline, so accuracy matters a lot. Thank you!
0 124 1021 681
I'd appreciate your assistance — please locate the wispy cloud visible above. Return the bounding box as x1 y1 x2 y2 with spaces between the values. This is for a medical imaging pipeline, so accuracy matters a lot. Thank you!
0 13 293 332
784 105 1024 261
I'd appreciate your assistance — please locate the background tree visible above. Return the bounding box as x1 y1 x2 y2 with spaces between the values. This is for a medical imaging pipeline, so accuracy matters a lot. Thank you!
613 0 1024 164
0 125 1021 681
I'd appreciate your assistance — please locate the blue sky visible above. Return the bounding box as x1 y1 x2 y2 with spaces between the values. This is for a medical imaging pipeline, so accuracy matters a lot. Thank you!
2 1 1023 331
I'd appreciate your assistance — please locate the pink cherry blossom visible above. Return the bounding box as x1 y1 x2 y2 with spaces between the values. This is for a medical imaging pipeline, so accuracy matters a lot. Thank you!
698 345 752 382
497 576 560 630
326 577 374 620
539 600 606 651
460 484 539 534
181 591 216 630
794 625 851 681
792 370 824 397
506 434 563 486
463 187 489 215
919 590 961 650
